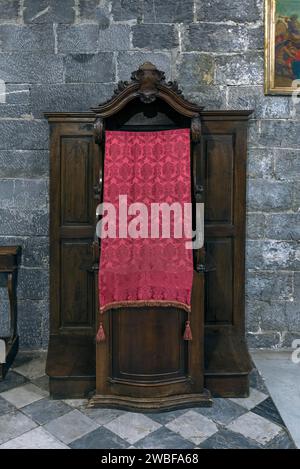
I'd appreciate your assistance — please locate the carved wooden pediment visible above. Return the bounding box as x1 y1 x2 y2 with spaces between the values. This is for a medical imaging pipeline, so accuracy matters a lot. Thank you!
91 62 203 119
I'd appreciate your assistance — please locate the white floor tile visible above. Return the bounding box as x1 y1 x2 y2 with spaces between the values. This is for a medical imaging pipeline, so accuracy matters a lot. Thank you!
166 410 218 445
230 387 268 410
0 411 37 445
227 411 282 445
44 409 99 444
0 383 48 408
0 427 69 449
105 412 161 445
252 350 300 448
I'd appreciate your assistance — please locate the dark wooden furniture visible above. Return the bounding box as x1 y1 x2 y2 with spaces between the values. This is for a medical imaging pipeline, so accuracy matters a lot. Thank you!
0 246 21 380
45 64 252 401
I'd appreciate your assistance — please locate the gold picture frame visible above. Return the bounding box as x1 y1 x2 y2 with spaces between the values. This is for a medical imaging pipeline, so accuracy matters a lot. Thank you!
265 0 300 95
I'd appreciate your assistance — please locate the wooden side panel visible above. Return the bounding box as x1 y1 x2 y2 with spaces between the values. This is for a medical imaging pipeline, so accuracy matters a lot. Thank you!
60 241 94 330
61 138 93 225
205 238 233 324
50 123 99 335
202 119 252 396
204 135 234 224
202 132 236 326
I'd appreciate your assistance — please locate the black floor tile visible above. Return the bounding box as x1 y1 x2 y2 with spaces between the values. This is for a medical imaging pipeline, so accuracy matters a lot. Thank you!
70 427 129 449
200 429 262 449
252 397 286 428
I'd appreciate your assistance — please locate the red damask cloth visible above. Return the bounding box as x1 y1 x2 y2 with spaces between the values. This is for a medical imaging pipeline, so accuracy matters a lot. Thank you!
98 129 193 340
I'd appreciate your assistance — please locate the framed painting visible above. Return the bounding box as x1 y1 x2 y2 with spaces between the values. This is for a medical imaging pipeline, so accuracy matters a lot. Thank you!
265 0 300 94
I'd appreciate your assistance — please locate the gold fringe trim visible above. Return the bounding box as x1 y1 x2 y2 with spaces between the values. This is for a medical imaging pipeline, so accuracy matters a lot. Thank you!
100 299 191 314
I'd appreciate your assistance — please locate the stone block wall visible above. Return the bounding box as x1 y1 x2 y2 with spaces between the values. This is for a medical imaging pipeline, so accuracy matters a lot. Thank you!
0 0 299 348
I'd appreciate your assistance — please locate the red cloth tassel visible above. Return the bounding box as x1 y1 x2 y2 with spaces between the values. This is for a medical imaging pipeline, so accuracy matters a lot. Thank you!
96 321 106 343
183 320 192 341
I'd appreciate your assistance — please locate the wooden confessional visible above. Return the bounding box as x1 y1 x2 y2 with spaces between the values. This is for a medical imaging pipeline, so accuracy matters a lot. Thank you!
45 63 253 408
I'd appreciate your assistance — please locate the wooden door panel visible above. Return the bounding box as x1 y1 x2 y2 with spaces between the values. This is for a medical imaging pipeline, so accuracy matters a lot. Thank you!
202 129 236 326
204 135 234 224
50 125 99 336
111 307 187 383
60 241 94 331
61 137 94 225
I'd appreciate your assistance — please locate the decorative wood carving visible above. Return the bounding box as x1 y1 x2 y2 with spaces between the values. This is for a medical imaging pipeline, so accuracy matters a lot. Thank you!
91 62 204 119
113 80 129 96
110 64 185 104
94 116 104 145
191 116 202 144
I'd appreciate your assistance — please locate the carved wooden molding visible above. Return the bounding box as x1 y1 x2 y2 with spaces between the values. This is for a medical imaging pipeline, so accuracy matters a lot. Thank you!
91 62 204 119
191 116 202 143
94 116 104 144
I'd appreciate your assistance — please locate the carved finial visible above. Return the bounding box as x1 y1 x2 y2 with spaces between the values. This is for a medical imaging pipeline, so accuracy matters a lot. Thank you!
130 62 166 103
131 62 165 81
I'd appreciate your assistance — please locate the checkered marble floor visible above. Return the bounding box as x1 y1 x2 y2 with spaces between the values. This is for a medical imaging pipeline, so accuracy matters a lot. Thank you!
0 352 296 449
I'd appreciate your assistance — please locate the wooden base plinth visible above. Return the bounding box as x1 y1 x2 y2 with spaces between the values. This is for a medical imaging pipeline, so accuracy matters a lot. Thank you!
204 328 252 398
88 390 212 413
46 335 95 399
0 336 19 380
205 374 250 398
46 330 253 400
49 377 96 400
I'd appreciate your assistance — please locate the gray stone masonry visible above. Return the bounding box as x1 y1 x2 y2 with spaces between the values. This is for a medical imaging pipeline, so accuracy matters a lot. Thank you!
0 0 299 349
